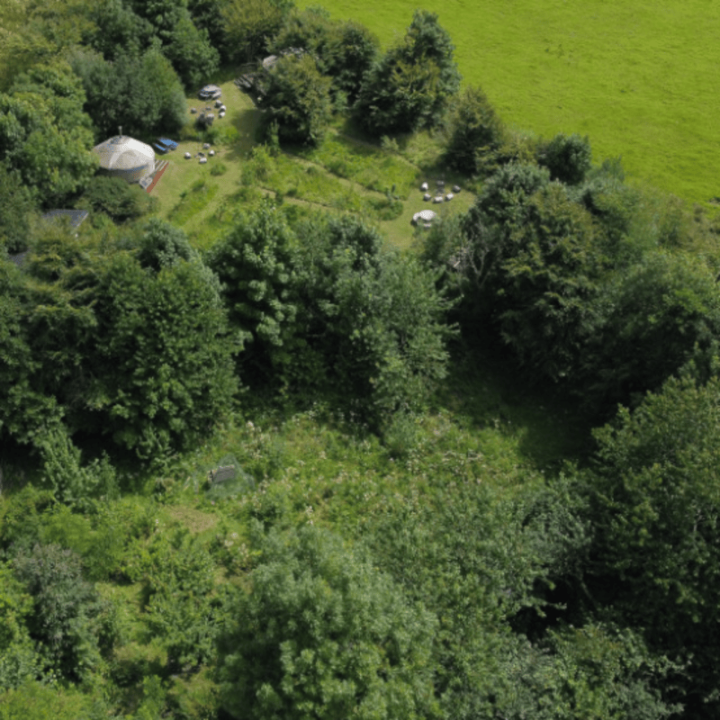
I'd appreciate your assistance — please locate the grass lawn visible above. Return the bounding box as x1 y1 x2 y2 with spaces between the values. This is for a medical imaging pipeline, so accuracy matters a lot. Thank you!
150 78 475 250
303 0 720 207
150 78 261 248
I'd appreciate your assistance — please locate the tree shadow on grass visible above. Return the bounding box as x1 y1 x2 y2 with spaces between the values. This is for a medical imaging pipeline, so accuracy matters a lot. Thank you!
434 340 597 474
223 106 262 163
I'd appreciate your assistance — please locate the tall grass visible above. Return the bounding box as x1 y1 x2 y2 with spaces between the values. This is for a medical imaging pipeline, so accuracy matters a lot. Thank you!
241 146 403 220
296 134 420 199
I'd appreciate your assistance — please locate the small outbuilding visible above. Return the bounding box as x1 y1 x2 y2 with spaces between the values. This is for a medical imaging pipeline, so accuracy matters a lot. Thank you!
198 84 222 100
92 136 155 184
412 209 437 225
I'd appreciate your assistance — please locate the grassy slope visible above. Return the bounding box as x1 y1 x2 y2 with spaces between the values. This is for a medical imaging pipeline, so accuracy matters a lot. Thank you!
305 0 720 206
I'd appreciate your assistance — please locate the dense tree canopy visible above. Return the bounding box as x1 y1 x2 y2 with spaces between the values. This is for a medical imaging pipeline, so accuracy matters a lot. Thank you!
587 375 720 715
272 8 379 103
258 53 333 146
1 224 238 459
355 10 460 135
0 64 97 206
217 525 438 720
2 3 720 718
71 47 186 141
126 0 219 88
211 208 452 427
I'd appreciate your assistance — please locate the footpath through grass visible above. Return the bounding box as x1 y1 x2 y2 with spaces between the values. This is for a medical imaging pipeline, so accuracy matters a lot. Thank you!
305 0 720 207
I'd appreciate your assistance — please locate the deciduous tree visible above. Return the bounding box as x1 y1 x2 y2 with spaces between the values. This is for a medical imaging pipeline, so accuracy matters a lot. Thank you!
71 47 186 140
445 85 506 176
272 9 379 103
538 132 592 185
258 53 332 146
355 10 460 135
208 202 298 382
588 374 720 715
0 64 97 206
222 0 293 63
87 243 238 459
217 525 438 720
582 250 720 406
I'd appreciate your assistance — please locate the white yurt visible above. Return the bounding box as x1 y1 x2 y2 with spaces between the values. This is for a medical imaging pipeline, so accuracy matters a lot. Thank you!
92 136 155 183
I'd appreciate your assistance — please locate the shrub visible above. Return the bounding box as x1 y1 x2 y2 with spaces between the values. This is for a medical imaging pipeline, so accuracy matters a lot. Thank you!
76 176 154 223
0 563 39 692
217 525 438 720
0 680 95 720
128 529 225 672
355 10 460 135
38 427 117 511
538 133 592 185
0 484 55 550
204 124 240 147
134 218 196 272
445 85 506 176
12 543 112 682
258 54 333 146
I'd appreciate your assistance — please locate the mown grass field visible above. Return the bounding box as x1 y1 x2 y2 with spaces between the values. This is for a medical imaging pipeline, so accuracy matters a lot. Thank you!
306 0 720 207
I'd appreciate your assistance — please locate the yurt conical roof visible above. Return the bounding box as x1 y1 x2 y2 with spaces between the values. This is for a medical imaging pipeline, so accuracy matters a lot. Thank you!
92 136 155 183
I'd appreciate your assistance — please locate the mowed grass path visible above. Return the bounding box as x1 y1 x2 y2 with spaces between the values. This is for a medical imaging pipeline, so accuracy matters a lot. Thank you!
306 0 720 205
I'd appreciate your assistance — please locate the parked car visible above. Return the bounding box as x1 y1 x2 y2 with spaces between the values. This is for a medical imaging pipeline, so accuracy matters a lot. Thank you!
198 84 221 100
156 138 178 151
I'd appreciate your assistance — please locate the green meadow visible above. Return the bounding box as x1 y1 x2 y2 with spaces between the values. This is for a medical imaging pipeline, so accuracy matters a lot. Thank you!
304 0 720 206
152 79 474 249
